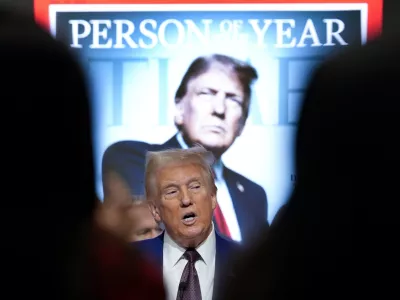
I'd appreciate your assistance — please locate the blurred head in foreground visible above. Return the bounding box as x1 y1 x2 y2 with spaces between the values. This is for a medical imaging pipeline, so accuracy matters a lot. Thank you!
99 172 162 242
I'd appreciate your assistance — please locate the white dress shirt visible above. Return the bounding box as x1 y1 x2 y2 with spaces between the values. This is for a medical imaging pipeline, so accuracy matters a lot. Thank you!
176 132 242 242
163 226 216 300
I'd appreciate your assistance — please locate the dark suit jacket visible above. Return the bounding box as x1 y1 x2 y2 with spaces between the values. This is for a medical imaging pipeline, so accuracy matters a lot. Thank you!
132 231 240 300
102 135 269 242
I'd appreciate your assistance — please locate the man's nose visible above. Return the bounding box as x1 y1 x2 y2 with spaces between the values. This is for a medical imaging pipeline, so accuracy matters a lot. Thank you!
180 189 193 207
212 92 226 116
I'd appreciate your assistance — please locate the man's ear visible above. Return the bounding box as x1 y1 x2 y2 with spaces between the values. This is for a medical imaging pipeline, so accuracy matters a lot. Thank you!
148 200 161 223
174 99 184 126
211 185 217 210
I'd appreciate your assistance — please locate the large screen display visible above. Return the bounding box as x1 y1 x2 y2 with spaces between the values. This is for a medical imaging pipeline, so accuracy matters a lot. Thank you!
34 0 383 243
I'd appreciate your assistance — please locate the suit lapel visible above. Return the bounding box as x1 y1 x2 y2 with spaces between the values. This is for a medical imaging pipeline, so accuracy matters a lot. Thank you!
162 134 182 149
223 166 250 241
152 232 164 275
215 233 229 273
214 234 224 300
213 233 234 299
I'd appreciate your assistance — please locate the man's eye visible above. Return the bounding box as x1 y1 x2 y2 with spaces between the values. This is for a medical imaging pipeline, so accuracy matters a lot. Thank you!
198 90 213 95
228 97 242 105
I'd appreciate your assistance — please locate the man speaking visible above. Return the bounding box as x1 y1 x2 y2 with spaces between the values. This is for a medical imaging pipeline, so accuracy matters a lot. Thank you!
102 54 268 242
133 147 239 300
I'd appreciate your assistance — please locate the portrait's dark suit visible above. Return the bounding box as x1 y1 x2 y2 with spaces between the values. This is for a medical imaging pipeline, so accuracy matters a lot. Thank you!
132 231 240 300
102 135 269 242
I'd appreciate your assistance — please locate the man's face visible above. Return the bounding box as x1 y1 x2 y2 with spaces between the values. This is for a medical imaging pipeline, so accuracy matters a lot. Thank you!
127 204 162 242
150 162 216 248
175 65 245 155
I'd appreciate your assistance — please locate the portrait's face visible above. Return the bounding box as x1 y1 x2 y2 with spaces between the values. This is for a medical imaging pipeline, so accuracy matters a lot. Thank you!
150 162 216 248
127 203 162 242
175 64 245 156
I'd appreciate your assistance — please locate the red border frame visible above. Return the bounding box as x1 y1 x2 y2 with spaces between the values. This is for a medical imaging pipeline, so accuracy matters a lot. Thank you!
34 0 383 41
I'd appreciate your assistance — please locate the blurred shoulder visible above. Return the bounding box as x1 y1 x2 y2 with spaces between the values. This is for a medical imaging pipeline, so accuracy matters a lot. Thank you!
216 232 241 256
88 225 165 299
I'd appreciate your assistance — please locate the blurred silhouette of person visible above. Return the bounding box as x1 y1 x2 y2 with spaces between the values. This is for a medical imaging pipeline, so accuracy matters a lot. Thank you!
135 147 240 300
0 8 164 300
220 33 400 300
103 54 268 243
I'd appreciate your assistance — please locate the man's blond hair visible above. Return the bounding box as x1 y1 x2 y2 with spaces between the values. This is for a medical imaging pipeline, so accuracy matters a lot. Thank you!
144 146 216 201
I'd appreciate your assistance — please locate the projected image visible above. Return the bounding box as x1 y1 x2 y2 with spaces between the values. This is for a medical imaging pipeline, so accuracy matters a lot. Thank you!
102 53 267 243
46 2 370 243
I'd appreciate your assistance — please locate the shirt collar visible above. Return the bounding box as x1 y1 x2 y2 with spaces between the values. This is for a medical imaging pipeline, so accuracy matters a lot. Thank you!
212 160 223 181
163 223 216 268
176 132 224 181
176 132 190 150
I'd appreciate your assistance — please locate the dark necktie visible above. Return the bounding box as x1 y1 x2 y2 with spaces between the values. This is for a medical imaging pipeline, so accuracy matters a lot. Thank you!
211 168 232 238
177 249 202 300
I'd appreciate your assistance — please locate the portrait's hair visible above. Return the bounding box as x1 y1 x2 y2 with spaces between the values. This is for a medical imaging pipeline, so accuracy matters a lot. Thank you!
175 53 258 124
144 146 216 201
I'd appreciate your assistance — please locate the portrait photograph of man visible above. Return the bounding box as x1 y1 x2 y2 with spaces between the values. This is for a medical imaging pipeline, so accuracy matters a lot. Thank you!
102 54 268 243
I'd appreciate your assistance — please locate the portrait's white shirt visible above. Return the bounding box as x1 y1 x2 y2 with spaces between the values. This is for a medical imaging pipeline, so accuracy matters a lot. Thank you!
163 226 216 300
176 132 242 242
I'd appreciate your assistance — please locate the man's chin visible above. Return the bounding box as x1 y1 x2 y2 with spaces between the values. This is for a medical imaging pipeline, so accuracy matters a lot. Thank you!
197 138 226 151
179 228 207 245
181 225 202 236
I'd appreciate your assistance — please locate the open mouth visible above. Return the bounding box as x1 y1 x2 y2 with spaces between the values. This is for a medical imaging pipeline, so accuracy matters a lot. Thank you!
182 212 197 225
